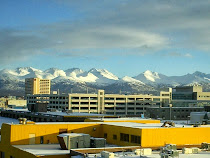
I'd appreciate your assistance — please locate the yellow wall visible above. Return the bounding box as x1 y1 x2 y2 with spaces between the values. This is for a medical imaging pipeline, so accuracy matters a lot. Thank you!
0 124 11 144
8 123 102 145
0 145 37 158
141 127 210 147
2 122 210 158
102 124 142 146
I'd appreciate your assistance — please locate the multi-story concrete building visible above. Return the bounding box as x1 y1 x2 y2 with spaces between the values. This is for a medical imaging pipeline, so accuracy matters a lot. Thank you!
0 97 26 109
27 90 171 115
172 85 210 101
25 78 51 95
146 86 210 120
146 106 205 120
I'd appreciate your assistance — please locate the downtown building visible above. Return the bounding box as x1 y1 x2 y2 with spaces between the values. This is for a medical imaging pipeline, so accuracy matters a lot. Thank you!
25 78 51 95
26 89 171 115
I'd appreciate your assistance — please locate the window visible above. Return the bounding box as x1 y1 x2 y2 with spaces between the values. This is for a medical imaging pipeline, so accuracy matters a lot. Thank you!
1 151 5 158
104 133 107 138
120 133 129 142
113 134 117 140
40 136 44 144
131 135 141 144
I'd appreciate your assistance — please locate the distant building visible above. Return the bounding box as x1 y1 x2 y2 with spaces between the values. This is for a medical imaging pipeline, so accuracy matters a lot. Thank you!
146 106 204 120
172 85 210 101
171 85 210 107
7 99 27 109
26 90 171 115
25 78 51 96
0 97 26 109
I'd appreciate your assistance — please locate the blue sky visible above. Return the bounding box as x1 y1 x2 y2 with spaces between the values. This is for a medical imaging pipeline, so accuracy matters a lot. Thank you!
0 0 210 77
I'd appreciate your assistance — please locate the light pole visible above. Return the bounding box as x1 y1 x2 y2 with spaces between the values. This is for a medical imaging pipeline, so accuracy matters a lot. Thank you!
169 104 172 120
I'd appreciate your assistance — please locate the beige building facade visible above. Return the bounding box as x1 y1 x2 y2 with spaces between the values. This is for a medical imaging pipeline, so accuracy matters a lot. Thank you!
27 90 171 115
25 78 51 95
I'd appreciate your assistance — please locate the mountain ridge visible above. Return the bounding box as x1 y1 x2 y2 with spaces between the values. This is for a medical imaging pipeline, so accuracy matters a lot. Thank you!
0 67 209 96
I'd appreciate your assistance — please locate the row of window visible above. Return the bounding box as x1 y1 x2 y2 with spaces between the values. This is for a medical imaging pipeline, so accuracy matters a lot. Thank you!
71 107 97 110
49 106 68 109
49 101 68 104
50 96 68 100
104 133 140 144
160 109 202 112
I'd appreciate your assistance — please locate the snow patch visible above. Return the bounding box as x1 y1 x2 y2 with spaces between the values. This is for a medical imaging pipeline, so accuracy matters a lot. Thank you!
144 70 160 82
204 77 210 81
121 76 145 84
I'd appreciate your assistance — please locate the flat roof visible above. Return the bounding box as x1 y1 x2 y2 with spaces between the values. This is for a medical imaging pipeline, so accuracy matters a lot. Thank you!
0 116 19 128
2 109 112 117
2 121 210 129
103 122 210 129
13 144 210 158
13 144 69 156
88 117 156 121
87 151 210 158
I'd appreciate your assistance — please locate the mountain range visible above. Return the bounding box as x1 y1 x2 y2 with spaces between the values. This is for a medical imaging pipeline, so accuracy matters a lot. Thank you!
0 67 210 96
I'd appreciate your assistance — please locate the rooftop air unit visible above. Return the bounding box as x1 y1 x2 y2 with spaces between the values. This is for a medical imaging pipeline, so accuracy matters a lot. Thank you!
90 137 106 148
57 133 90 150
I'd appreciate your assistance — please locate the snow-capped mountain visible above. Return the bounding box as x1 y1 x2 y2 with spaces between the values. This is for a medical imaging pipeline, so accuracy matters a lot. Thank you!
0 67 119 85
0 67 210 96
134 70 210 86
134 70 170 85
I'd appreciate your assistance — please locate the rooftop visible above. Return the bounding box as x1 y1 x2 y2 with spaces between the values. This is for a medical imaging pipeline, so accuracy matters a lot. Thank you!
13 144 210 158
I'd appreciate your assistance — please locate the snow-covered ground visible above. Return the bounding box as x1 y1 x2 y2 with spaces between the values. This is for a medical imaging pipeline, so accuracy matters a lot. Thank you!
0 116 19 128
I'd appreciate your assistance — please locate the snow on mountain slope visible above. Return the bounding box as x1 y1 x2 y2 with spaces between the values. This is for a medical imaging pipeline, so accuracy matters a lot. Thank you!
44 68 66 79
120 76 145 84
143 70 160 82
0 67 210 87
89 68 119 80
80 68 119 85
0 67 45 81
65 68 84 77
204 77 210 82
0 67 120 85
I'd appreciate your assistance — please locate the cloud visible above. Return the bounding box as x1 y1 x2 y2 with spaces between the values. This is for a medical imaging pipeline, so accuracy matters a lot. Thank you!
166 52 193 58
0 25 168 63
184 53 193 58
0 0 210 64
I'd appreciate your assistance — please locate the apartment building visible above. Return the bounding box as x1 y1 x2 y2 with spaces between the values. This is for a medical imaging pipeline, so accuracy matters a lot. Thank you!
27 90 171 115
25 78 51 95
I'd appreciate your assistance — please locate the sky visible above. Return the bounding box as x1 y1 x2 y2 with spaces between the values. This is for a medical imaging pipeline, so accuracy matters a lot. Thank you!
0 0 210 77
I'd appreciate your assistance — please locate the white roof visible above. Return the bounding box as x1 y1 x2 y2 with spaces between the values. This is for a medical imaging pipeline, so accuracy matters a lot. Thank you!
13 144 69 156
103 122 210 129
13 144 210 158
89 117 155 121
0 116 19 128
